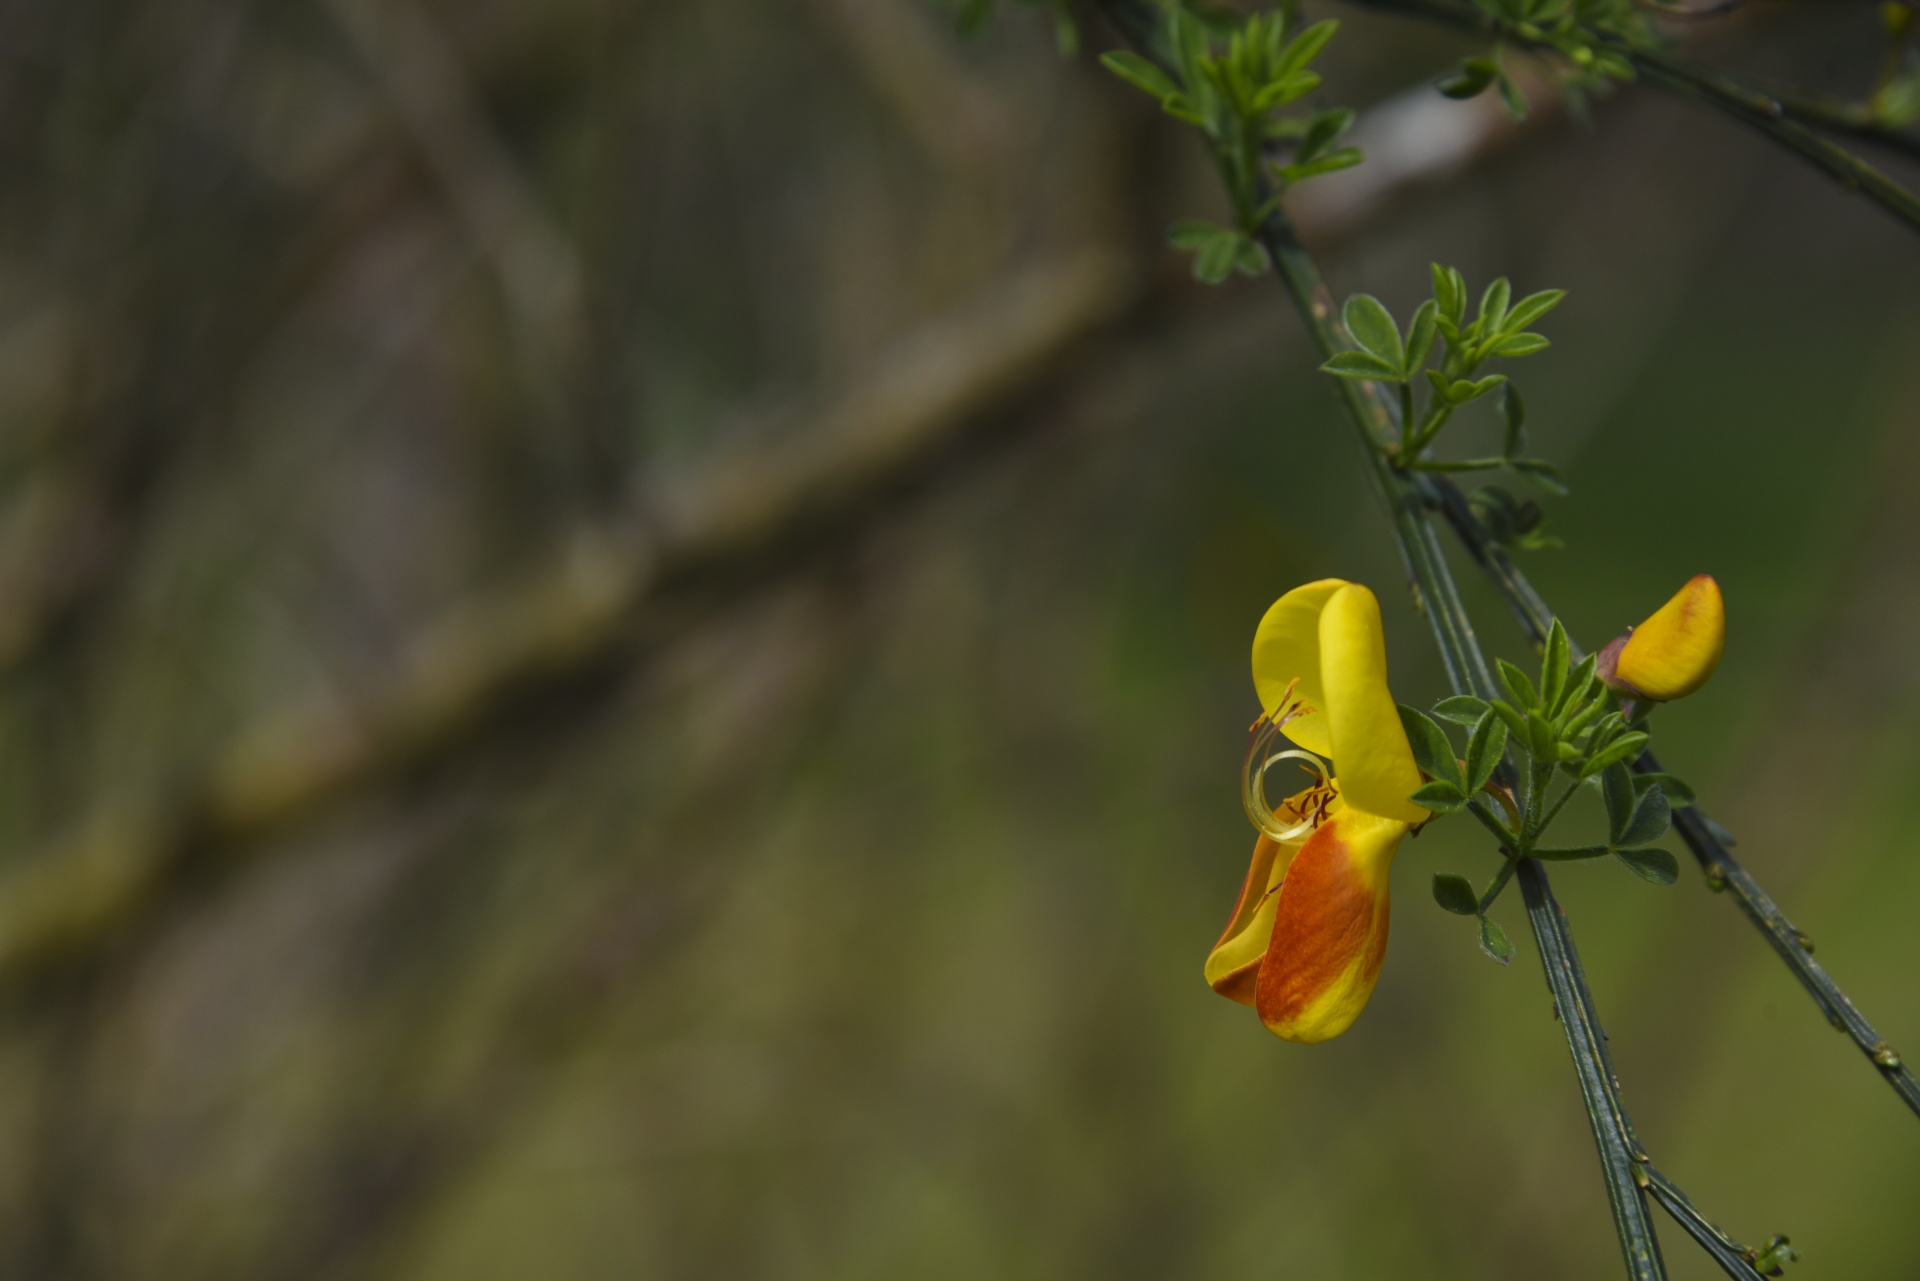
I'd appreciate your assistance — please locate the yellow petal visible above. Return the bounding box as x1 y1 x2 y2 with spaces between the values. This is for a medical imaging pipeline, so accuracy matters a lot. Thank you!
1616 574 1725 702
1319 584 1427 825
1203 830 1295 1005
1205 780 1322 1004
1250 579 1346 758
1255 806 1408 1044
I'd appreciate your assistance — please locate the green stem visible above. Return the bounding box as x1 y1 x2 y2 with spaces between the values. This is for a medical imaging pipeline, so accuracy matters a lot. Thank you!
1518 858 1667 1281
1522 758 1551 846
1466 796 1518 848
1641 1167 1771 1281
1770 92 1920 165
1478 853 1518 913
1536 773 1583 834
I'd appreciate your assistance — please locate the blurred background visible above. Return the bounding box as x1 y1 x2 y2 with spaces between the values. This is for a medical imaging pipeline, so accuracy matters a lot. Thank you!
0 0 1913 1277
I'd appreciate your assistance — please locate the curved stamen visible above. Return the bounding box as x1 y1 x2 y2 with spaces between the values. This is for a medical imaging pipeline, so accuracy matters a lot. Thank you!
1241 685 1333 841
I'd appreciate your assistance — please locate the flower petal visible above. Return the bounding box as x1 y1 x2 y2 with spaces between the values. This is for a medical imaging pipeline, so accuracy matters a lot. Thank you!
1250 578 1346 757
1255 806 1408 1043
1615 574 1724 702
1203 829 1295 1006
1319 584 1427 824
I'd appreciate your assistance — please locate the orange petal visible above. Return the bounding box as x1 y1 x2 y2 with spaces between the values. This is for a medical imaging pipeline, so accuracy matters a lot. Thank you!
1254 807 1407 1043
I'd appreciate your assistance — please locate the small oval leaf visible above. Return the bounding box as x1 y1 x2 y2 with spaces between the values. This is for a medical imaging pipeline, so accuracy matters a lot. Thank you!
1616 847 1680 886
1432 873 1479 916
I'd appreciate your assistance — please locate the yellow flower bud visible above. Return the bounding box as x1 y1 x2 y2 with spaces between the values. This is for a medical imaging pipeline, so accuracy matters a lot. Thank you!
1596 574 1725 703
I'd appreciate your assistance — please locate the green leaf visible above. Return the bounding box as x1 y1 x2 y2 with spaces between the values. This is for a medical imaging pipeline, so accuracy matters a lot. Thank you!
1298 107 1355 162
1619 785 1672 847
1320 350 1401 380
1432 873 1479 916
1553 654 1596 721
1193 232 1242 284
1633 772 1695 808
1489 698 1529 741
1275 18 1340 80
1532 844 1611 861
1492 332 1551 357
1601 761 1636 845
1502 288 1566 335
1510 458 1569 496
1431 262 1465 323
1499 382 1527 457
1411 780 1469 813
1100 51 1181 102
1478 915 1516 965
1160 94 1206 126
1478 277 1512 338
1441 373 1507 404
1497 658 1538 709
1343 294 1404 368
1411 458 1505 473
1279 147 1362 183
1438 56 1499 99
1233 235 1269 276
1166 218 1224 250
1433 695 1490 726
1463 709 1508 794
1538 619 1570 712
1496 70 1529 120
1252 71 1322 111
1561 678 1606 737
1525 709 1558 761
1616 847 1679 886
1398 704 1465 790
1168 7 1211 88
1404 299 1439 376
1583 731 1650 777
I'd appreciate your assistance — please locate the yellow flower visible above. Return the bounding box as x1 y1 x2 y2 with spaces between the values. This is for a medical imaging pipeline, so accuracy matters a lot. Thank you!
1596 574 1725 703
1205 579 1428 1044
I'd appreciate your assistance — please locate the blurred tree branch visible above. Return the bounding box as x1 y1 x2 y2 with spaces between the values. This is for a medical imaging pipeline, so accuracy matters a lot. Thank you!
0 63 1558 999
0 248 1139 991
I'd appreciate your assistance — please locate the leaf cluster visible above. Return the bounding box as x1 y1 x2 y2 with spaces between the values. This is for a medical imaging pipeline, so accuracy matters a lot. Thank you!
1320 265 1566 492
1404 618 1697 963
1436 0 1649 123
1101 7 1358 283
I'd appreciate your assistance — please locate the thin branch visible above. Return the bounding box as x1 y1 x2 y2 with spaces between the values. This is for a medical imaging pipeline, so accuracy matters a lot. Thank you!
1518 859 1667 1281
1641 1166 1771 1281
1342 0 1920 234
1770 93 1920 165
1423 475 1920 1119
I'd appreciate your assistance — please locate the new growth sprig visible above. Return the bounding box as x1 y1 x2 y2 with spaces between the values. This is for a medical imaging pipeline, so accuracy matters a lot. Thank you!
1437 0 1650 120
1320 267 1567 492
1101 8 1358 281
1408 597 1718 965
